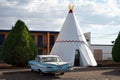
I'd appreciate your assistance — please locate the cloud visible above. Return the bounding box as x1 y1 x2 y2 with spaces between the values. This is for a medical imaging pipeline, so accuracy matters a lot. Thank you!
90 24 104 30
24 0 68 12
0 0 120 25
89 24 119 30
0 0 68 31
25 17 65 31
0 0 18 8
92 0 120 17
0 17 18 29
0 0 120 44
72 0 120 34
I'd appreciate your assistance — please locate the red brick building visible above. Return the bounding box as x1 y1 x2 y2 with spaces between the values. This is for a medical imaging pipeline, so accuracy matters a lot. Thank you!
0 29 59 61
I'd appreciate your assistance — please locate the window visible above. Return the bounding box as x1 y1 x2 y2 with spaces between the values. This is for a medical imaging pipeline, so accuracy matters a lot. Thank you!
38 35 42 47
0 34 5 61
41 57 62 62
38 49 42 55
0 48 2 60
50 35 54 47
0 34 5 46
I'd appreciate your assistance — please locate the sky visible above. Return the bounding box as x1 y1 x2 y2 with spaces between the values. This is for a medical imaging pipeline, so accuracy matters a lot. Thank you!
0 0 120 44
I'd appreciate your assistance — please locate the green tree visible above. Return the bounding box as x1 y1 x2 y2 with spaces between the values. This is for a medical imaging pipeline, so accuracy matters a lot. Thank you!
2 20 37 66
112 32 120 62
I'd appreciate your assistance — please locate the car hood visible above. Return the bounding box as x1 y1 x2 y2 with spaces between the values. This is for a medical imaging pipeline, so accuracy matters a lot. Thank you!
45 62 69 66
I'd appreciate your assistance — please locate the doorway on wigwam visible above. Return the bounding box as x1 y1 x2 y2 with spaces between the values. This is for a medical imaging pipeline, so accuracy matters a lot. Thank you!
74 49 80 66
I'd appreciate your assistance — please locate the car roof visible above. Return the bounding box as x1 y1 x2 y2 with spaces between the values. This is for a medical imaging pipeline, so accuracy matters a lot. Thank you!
37 55 59 58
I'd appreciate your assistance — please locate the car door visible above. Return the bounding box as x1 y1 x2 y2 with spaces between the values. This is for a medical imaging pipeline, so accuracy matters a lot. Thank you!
32 57 40 71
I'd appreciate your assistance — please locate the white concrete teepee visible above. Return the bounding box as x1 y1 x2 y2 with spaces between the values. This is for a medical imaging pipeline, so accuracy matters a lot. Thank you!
50 4 97 66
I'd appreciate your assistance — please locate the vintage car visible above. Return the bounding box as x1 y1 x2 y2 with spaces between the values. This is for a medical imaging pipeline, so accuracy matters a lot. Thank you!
28 55 72 75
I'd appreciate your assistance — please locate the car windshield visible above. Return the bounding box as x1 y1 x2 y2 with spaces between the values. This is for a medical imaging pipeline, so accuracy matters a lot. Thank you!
41 57 62 62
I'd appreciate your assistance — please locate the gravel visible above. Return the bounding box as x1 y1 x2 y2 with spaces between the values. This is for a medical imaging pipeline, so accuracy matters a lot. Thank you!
0 66 120 80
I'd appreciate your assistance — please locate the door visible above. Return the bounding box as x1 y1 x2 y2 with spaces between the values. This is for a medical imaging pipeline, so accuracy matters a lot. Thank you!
94 49 102 61
74 49 80 66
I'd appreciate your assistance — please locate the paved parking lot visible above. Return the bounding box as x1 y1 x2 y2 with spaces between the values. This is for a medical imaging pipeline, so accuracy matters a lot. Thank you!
0 66 120 80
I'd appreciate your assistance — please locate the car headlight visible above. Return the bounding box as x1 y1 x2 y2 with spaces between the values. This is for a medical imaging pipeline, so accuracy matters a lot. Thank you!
66 64 73 70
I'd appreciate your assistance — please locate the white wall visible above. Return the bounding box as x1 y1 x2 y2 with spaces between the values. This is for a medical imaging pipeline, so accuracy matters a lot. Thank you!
90 45 113 60
84 32 91 45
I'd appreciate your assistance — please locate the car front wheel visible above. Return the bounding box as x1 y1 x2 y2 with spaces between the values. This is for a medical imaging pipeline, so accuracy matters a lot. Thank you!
30 66 34 72
38 69 45 75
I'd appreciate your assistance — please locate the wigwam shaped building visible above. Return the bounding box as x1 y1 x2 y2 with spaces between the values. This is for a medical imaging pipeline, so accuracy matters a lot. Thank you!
50 4 97 66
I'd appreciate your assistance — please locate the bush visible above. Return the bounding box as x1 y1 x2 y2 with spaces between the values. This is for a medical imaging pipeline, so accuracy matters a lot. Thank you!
2 20 37 66
112 32 120 62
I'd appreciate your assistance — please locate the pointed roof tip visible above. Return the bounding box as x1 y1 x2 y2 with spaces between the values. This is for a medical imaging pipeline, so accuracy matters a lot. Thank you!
69 10 73 13
68 3 74 13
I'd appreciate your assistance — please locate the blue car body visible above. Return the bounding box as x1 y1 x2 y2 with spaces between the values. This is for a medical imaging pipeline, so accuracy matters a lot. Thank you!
28 55 72 74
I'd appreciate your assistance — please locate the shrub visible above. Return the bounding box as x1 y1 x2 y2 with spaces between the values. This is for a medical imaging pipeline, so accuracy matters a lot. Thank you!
112 32 120 62
2 20 37 66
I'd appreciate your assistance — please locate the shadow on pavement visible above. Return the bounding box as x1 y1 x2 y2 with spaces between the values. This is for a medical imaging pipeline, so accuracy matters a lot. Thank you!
72 66 120 72
102 69 120 76
0 70 62 80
